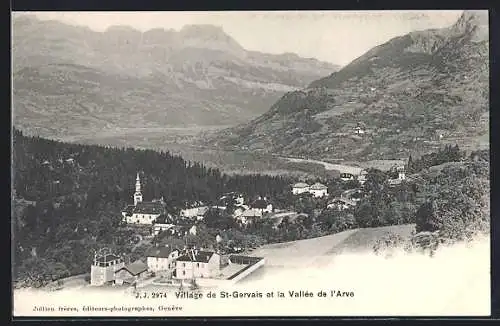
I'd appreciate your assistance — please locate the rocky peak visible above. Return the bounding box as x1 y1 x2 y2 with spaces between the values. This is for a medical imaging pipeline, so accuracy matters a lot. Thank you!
177 24 245 55
451 10 488 42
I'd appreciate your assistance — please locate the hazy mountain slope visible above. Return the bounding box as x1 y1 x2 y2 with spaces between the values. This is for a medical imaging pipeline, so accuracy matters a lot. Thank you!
12 15 339 139
214 11 489 161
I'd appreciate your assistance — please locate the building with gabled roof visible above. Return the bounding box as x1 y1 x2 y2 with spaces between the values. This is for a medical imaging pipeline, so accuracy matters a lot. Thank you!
121 173 166 225
114 260 148 285
175 250 221 280
145 246 180 275
250 197 273 214
327 198 357 210
309 183 328 198
292 182 310 195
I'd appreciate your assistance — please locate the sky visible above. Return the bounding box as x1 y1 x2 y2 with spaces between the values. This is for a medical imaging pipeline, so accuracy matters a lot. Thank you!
18 11 464 66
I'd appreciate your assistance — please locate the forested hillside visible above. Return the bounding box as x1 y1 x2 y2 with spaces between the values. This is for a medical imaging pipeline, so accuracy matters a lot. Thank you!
11 128 292 286
11 128 489 287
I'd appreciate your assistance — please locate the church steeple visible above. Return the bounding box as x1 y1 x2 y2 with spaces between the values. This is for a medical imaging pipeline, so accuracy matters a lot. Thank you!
134 172 143 206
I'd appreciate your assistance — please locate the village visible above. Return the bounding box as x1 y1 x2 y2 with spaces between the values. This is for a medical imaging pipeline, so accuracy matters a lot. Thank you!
87 163 408 291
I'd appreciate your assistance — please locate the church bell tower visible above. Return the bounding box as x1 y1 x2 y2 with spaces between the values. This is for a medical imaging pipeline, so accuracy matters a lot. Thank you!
134 172 143 206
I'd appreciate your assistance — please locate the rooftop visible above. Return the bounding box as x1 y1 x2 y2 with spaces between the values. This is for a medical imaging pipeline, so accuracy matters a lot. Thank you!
116 260 148 276
329 198 357 206
293 182 310 188
251 198 271 209
145 247 179 258
133 201 164 215
241 209 263 217
310 183 328 190
122 205 135 215
177 250 216 263
95 254 122 263
155 214 175 224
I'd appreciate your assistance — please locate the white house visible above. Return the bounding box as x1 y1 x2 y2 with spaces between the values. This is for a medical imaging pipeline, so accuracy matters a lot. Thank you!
145 247 180 275
309 183 328 198
397 166 406 180
292 182 310 195
152 223 174 236
237 209 263 225
327 198 357 210
175 250 221 280
180 206 209 219
121 173 166 225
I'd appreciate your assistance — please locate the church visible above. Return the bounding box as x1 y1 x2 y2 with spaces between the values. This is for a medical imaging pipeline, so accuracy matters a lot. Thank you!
121 173 166 225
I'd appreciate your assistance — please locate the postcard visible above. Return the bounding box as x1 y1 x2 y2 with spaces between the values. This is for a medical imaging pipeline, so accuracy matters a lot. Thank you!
11 10 490 317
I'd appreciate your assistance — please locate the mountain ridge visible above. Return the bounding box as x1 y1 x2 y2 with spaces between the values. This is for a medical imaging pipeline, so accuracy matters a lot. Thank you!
212 10 489 161
12 14 340 138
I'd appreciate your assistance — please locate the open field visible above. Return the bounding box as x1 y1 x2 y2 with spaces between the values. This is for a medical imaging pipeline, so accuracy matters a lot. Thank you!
248 224 415 269
56 128 331 177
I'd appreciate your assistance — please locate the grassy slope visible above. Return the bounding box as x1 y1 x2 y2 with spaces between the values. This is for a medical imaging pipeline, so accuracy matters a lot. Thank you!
250 224 415 268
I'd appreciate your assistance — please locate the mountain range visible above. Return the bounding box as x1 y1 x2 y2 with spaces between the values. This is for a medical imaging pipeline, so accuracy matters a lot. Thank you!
12 14 339 138
212 10 489 161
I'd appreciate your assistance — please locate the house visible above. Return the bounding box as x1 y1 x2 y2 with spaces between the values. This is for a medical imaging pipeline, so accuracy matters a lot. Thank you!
114 260 149 285
90 249 125 286
358 170 368 185
292 182 310 195
233 207 245 218
388 178 403 186
327 198 357 210
340 173 355 181
151 214 176 235
387 165 406 185
341 189 363 202
175 250 221 279
217 192 246 208
250 197 273 214
121 173 166 225
238 209 263 225
145 247 180 275
152 224 173 236
309 183 328 198
180 205 209 220
396 166 406 180
354 126 365 135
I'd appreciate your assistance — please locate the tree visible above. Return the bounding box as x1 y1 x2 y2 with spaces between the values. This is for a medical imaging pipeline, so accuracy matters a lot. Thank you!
415 200 439 233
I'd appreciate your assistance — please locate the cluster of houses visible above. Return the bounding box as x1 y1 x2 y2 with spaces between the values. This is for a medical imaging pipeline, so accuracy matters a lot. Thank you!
120 173 281 230
120 165 407 233
90 246 263 287
90 246 223 286
92 165 409 287
291 165 406 211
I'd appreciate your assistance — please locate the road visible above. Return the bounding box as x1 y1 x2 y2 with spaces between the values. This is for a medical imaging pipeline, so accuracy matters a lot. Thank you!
281 157 364 175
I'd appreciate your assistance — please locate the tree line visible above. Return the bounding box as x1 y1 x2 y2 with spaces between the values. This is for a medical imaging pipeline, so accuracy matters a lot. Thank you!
12 128 293 286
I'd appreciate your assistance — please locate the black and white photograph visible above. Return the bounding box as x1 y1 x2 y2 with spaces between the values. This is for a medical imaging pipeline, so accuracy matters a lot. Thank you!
11 10 490 317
